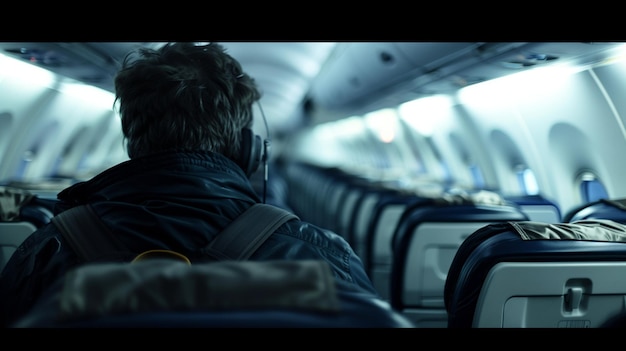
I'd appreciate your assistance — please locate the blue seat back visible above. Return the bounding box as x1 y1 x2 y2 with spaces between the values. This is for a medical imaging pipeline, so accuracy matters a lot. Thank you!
504 194 561 222
564 198 626 223
391 202 528 327
13 265 415 328
445 221 626 328
365 193 432 300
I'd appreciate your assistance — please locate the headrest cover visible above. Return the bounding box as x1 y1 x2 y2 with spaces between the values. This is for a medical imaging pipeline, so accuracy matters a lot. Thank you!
510 219 626 242
58 259 339 321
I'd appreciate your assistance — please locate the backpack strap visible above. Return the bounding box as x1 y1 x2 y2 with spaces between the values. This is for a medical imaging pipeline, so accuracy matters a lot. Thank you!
52 203 299 262
200 203 299 260
51 204 129 262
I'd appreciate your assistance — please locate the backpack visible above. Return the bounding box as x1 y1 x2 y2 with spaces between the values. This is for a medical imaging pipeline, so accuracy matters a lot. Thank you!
13 203 414 328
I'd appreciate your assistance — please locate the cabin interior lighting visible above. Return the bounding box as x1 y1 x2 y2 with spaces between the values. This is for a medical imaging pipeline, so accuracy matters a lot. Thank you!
0 53 56 88
458 63 580 108
398 95 451 137
364 108 398 143
314 115 367 140
59 83 116 111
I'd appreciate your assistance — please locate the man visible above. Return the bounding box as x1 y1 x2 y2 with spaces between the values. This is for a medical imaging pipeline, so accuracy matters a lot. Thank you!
0 42 408 327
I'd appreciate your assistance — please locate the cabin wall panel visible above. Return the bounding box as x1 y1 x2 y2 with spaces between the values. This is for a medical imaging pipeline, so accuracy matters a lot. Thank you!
82 116 127 175
588 61 626 199
0 81 58 180
427 104 476 187
455 85 532 195
34 90 120 179
513 69 624 214
456 65 623 214
21 91 90 180
0 54 120 182
450 104 500 190
3 89 117 181
53 109 120 179
404 130 446 179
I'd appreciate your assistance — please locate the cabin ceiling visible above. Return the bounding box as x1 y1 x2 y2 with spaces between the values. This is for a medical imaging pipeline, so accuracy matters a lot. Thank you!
0 41 337 138
0 41 622 139
305 42 624 123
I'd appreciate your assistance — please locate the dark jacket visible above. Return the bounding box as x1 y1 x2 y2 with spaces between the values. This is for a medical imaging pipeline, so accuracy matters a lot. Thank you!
0 151 381 327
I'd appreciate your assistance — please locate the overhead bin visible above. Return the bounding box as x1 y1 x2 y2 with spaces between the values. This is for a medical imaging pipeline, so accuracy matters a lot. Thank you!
0 42 159 93
306 42 528 118
308 42 479 110
0 42 120 92
420 42 624 94
306 42 625 123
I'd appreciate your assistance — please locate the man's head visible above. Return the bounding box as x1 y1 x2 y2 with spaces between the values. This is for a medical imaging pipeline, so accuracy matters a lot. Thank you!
114 42 262 166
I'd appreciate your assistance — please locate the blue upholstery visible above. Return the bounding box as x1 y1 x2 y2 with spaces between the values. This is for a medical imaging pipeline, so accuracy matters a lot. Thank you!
342 189 404 255
563 198 626 223
18 196 56 227
365 193 432 299
504 194 561 222
13 278 415 328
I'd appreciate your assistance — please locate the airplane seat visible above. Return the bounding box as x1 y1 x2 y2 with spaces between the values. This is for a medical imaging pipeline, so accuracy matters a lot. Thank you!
563 198 626 223
445 219 626 328
349 187 410 260
601 311 626 327
12 261 415 328
325 176 363 237
312 167 354 231
390 201 528 328
0 222 38 272
19 196 56 227
284 163 344 227
247 162 293 211
504 194 562 222
365 193 432 300
0 187 57 271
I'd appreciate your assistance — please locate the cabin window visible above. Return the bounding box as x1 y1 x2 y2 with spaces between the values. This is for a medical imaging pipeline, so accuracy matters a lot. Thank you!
470 164 485 189
578 172 609 202
14 150 35 179
425 137 452 183
397 121 426 174
0 113 14 175
0 112 12 140
515 167 539 195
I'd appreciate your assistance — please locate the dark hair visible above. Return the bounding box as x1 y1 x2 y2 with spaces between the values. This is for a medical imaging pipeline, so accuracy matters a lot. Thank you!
114 42 262 160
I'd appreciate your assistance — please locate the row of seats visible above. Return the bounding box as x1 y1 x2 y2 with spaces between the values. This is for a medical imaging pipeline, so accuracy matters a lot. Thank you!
280 162 531 326
278 161 626 328
5 168 626 328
